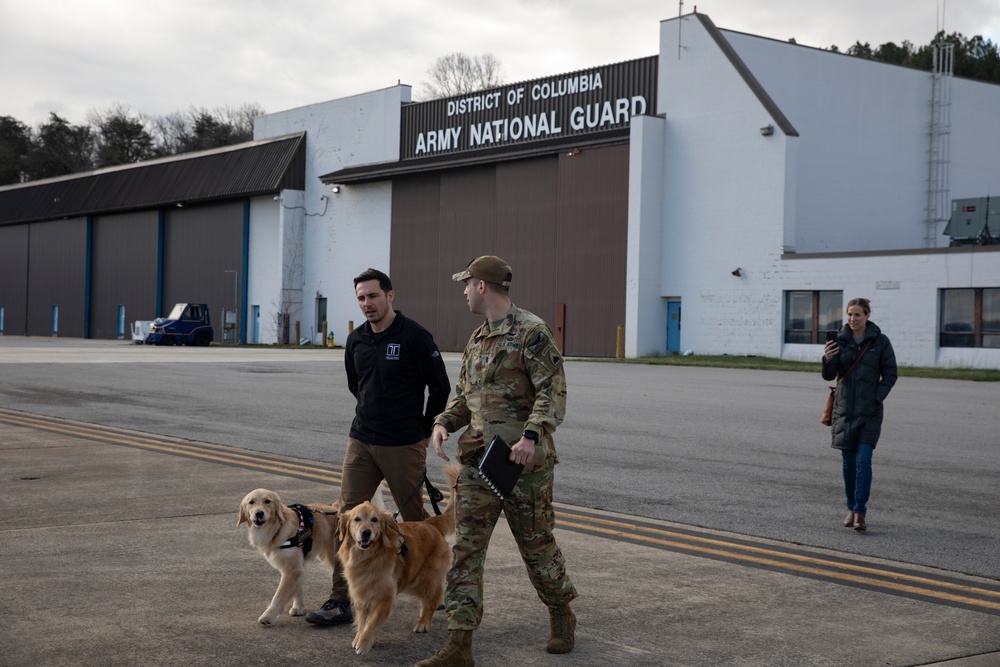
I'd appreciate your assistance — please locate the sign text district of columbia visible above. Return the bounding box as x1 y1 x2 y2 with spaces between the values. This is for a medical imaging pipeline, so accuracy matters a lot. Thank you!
412 71 649 157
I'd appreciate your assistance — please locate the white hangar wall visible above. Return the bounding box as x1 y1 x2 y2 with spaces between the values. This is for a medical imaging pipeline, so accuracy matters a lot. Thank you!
252 86 409 344
650 14 796 359
727 29 1000 254
728 30 932 253
247 195 283 343
624 13 1000 367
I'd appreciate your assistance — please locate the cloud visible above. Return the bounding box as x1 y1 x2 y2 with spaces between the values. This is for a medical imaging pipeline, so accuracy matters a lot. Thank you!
1 0 997 128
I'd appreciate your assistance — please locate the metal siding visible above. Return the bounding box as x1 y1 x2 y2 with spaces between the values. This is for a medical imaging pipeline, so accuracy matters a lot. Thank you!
0 225 29 335
162 202 244 336
493 158 560 328
390 174 445 334
27 218 88 337
555 144 630 356
389 169 497 352
434 166 499 348
89 211 160 339
327 128 630 185
389 147 627 357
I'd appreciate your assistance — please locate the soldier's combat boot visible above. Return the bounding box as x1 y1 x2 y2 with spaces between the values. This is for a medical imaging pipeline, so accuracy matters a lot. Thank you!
545 603 576 654
413 629 474 667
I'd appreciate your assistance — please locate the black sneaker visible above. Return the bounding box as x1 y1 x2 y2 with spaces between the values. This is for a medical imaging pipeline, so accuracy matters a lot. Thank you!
305 599 353 625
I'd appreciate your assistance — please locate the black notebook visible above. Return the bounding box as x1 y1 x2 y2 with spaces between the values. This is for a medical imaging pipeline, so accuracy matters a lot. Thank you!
478 435 524 500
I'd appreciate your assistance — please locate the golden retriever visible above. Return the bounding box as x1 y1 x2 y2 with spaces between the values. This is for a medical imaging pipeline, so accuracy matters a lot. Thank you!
237 486 385 625
338 464 458 655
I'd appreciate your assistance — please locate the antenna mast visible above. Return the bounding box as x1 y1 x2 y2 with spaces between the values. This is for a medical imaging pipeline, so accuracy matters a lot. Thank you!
678 0 683 59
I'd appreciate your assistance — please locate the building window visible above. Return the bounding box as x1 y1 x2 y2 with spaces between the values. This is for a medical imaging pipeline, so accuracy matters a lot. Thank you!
940 288 1000 348
784 291 843 344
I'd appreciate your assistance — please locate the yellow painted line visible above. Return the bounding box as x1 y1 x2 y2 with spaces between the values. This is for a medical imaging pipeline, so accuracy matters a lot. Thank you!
1 413 343 483
557 511 1000 601
2 411 454 501
557 518 1000 612
5 409 998 613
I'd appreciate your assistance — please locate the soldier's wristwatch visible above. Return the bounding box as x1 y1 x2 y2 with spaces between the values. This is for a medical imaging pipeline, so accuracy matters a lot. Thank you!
522 430 539 441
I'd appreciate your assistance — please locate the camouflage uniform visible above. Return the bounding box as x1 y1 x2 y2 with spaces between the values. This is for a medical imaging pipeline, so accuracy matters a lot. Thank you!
434 304 577 630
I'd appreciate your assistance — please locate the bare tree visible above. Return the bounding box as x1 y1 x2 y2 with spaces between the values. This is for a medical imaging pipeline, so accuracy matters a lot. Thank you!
420 53 505 100
217 103 266 142
145 111 191 158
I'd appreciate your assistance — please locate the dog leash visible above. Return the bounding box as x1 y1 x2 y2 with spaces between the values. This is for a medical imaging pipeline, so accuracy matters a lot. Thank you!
393 469 444 520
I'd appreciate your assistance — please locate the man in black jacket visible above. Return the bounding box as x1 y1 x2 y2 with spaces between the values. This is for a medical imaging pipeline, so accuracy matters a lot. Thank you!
307 268 451 625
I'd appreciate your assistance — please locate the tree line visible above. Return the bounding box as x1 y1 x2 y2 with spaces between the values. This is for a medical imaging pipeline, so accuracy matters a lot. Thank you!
825 30 1000 81
0 103 263 186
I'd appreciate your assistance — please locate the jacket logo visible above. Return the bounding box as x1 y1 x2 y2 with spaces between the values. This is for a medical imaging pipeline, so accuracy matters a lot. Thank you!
386 343 400 360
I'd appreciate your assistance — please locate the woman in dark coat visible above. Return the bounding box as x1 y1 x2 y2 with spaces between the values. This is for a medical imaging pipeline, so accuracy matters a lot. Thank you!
821 297 898 532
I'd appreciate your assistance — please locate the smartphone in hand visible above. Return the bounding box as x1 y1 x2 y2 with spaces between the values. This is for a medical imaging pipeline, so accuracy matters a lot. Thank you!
825 330 838 343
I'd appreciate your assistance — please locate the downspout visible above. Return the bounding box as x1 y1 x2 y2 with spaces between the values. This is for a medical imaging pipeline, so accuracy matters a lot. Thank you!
156 209 165 318
241 199 250 344
84 216 93 338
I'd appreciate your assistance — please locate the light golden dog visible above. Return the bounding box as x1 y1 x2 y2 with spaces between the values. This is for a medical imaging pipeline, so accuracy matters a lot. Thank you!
338 464 458 655
237 486 385 625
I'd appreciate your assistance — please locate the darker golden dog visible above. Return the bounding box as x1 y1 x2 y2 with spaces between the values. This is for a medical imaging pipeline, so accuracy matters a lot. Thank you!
338 464 458 655
237 486 385 625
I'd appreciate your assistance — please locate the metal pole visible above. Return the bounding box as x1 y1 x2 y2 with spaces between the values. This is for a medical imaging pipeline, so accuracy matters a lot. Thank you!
224 270 238 344
224 270 238 310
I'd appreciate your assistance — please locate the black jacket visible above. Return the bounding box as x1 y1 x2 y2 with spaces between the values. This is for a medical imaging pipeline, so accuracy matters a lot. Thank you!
821 321 898 450
345 311 451 446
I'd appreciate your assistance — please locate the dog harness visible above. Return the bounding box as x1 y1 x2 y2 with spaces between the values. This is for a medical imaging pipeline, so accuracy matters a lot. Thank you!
397 534 408 563
279 504 314 557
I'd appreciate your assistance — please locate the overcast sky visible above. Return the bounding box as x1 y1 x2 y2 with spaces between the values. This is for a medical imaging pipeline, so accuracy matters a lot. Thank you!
2 0 998 128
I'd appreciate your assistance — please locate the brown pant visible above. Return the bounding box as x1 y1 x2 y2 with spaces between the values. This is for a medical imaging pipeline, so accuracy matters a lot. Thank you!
329 437 431 601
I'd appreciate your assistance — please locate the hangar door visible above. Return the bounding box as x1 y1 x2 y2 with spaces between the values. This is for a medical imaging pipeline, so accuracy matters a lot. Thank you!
89 211 160 339
390 143 629 357
162 202 245 338
0 224 29 336
26 218 88 337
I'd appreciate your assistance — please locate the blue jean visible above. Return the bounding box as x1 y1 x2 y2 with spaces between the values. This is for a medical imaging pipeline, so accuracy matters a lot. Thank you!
842 443 875 515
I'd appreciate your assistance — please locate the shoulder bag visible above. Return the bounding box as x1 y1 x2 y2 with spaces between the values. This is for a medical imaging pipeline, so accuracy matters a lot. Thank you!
821 339 874 426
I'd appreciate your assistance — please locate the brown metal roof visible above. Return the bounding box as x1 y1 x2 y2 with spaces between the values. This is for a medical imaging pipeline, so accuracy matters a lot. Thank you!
0 133 306 226
320 128 630 185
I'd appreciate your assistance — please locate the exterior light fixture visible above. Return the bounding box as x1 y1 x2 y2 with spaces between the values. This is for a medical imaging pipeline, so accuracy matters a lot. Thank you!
731 267 742 277
760 125 774 136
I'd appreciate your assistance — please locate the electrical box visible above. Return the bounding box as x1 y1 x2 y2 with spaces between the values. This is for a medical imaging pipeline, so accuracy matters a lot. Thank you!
944 197 1000 245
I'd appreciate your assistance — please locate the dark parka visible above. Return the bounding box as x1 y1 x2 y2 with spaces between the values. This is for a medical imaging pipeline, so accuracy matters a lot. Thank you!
821 321 898 450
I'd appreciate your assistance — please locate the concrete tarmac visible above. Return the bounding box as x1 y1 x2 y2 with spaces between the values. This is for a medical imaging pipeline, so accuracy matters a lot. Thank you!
3 408 999 666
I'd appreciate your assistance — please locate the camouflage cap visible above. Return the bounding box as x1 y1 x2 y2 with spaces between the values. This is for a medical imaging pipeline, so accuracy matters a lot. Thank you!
452 255 512 287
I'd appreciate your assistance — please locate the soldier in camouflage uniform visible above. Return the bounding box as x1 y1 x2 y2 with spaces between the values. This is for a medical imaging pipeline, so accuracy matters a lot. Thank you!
415 256 577 667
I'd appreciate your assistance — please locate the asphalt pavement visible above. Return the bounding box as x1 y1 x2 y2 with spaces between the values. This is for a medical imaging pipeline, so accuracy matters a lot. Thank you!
1 338 999 666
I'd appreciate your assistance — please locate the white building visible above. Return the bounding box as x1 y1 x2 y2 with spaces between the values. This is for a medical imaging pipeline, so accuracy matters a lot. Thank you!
623 13 1000 367
250 13 998 367
3 12 997 367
